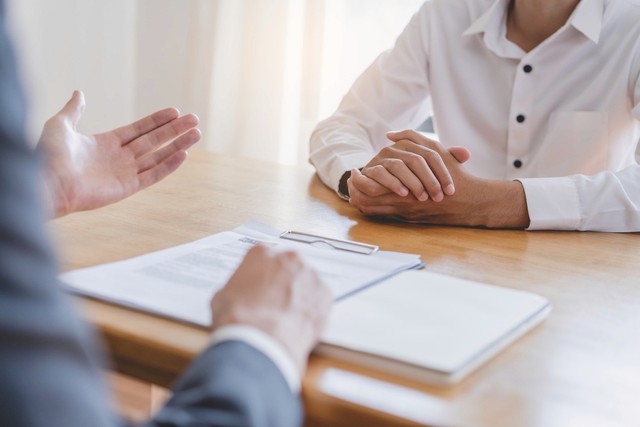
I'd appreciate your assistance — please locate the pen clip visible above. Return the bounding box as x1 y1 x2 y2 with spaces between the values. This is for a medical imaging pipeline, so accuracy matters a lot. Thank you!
280 231 379 255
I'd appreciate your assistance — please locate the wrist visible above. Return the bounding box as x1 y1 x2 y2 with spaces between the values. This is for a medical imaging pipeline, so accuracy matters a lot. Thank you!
42 168 71 218
476 179 530 229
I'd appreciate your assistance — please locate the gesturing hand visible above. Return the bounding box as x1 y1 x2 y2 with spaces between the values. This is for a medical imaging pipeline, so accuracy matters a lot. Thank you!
359 130 471 201
39 91 201 217
211 246 332 375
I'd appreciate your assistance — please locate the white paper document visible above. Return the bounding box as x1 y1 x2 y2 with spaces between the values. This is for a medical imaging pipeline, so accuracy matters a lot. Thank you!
317 270 551 386
60 221 422 326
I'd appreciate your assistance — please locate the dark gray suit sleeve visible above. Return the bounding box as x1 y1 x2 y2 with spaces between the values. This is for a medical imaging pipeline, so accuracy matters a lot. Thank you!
147 341 302 427
0 4 117 426
0 3 302 426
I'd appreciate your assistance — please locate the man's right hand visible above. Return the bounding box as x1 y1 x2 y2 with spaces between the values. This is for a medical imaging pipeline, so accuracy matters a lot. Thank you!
359 131 471 201
211 246 332 375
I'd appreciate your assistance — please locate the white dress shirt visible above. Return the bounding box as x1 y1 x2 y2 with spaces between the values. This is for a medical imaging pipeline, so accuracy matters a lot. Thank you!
309 0 640 231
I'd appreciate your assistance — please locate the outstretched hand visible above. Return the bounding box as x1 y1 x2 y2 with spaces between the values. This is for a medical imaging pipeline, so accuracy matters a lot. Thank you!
40 91 201 217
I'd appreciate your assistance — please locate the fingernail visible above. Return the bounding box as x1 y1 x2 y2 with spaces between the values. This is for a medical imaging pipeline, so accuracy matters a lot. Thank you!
418 191 429 201
444 184 455 195
399 187 409 196
433 192 444 202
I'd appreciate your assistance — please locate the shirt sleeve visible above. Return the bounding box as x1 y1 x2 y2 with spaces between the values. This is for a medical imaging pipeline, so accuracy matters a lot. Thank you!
309 2 434 192
519 165 640 232
211 325 301 393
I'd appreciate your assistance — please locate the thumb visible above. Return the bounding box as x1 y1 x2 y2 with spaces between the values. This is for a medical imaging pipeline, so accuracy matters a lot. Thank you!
57 90 85 128
448 146 471 164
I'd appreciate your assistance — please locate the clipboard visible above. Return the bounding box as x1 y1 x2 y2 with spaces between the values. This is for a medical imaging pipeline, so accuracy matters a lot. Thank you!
60 220 424 327
280 230 379 255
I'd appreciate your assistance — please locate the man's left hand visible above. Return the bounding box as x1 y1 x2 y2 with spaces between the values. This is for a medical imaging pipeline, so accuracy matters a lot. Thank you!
39 91 201 217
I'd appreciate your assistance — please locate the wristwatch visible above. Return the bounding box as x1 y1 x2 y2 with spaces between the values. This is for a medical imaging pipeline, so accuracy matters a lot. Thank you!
338 169 364 201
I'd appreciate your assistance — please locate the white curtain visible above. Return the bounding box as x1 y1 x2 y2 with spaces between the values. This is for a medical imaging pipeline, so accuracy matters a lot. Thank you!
7 0 138 143
7 0 424 164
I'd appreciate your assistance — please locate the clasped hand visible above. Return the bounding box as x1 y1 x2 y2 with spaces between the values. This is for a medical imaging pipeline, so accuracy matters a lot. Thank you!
356 130 471 202
348 129 481 224
347 130 529 228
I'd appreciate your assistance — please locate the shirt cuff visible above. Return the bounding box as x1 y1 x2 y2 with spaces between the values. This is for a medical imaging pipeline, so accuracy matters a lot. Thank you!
211 325 301 393
517 177 581 230
327 152 373 194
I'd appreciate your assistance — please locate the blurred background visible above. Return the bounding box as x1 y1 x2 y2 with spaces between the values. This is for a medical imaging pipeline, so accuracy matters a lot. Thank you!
6 0 424 166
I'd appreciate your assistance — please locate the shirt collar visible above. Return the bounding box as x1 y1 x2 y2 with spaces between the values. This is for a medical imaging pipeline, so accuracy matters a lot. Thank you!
462 0 520 59
462 0 605 45
462 0 509 38
570 0 604 44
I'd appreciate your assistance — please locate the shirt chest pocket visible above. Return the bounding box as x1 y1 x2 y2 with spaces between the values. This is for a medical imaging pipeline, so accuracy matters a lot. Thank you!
534 111 609 177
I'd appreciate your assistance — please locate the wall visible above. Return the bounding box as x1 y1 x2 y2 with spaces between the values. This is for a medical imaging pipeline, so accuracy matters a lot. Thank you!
6 0 211 143
5 0 426 163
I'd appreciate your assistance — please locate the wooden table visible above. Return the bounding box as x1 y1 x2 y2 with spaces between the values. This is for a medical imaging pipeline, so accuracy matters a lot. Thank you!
52 151 640 427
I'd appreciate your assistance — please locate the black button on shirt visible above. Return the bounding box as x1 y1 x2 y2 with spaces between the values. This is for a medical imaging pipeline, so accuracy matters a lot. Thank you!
523 64 533 73
516 114 526 123
513 160 523 168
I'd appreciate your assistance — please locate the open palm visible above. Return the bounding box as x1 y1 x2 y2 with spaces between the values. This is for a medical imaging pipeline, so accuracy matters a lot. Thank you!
40 91 200 217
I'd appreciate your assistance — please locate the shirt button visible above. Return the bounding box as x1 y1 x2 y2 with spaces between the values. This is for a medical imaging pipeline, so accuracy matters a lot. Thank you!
513 160 523 168
523 64 533 73
516 114 526 123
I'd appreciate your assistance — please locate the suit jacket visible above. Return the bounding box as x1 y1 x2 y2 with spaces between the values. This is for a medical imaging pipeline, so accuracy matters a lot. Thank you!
0 2 301 426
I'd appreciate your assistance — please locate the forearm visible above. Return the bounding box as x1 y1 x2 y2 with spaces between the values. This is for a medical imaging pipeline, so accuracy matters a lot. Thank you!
477 179 531 229
421 178 530 229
